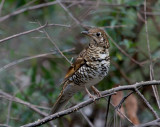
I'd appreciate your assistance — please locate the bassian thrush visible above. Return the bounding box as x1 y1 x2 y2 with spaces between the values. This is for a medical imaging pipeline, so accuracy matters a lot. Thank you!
50 28 110 114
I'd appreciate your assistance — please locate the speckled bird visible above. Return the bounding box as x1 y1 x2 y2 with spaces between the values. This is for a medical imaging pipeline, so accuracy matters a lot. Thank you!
50 28 110 114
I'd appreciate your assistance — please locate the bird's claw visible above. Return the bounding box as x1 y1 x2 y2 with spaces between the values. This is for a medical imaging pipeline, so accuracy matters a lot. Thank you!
89 94 97 101
91 86 102 97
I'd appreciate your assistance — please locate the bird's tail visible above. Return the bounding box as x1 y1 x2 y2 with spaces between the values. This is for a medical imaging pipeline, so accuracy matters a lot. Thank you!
50 82 78 114
50 92 71 114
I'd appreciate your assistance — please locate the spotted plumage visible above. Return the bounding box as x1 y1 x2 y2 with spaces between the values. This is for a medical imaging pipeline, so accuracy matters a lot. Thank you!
50 28 110 114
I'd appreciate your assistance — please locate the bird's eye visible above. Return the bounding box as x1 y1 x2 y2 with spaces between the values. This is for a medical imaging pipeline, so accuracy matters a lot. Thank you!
96 32 101 37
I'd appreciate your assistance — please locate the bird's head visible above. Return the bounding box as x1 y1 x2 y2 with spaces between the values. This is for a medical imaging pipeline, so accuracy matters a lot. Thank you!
81 28 110 48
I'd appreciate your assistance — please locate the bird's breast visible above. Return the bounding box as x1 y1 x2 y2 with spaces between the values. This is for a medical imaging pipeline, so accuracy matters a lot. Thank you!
70 49 110 86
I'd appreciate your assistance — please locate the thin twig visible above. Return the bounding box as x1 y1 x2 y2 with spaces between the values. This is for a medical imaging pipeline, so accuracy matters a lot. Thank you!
56 0 80 25
0 23 126 44
116 86 159 119
0 90 48 117
0 1 126 22
40 23 72 65
0 23 70 44
0 48 74 73
140 11 160 16
0 95 50 110
83 24 127 29
104 97 134 125
104 95 111 127
100 25 127 29
115 91 134 110
0 0 5 16
105 32 142 66
132 118 160 127
112 61 131 84
114 109 118 127
135 88 159 119
144 0 154 90
116 108 134 125
0 1 58 22
80 110 94 127
144 0 160 109
6 101 12 125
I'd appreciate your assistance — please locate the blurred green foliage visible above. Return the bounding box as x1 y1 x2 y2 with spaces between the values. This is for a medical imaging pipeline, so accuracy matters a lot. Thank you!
0 0 160 126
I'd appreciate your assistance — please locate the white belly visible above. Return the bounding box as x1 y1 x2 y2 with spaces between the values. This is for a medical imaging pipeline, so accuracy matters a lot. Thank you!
85 77 103 88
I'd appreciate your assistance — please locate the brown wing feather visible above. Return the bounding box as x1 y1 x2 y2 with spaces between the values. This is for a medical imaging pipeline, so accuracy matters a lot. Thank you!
64 49 87 80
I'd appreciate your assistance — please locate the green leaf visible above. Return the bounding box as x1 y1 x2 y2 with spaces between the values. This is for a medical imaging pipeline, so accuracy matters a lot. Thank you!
116 53 123 61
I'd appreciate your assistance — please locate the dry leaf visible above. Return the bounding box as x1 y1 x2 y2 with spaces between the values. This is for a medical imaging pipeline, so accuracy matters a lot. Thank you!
125 94 139 125
111 84 125 119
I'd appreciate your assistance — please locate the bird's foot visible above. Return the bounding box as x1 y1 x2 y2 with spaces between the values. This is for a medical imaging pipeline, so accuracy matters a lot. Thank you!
85 86 96 101
89 94 97 101
91 86 102 97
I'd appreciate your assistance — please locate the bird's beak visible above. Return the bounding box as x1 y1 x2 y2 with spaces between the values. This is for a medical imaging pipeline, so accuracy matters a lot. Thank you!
81 31 89 35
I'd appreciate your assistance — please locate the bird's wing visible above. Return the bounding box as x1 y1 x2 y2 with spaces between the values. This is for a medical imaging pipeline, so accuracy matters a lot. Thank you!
50 49 88 114
64 48 87 80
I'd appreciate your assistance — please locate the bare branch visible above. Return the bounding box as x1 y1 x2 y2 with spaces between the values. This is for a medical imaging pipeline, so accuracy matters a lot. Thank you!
0 23 127 44
133 118 160 127
0 23 71 44
21 80 160 127
0 1 126 23
0 1 58 22
0 48 74 73
0 90 48 117
21 93 116 127
0 94 50 111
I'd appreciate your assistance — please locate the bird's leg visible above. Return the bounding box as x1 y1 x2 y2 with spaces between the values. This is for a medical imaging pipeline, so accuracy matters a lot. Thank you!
85 86 96 101
91 86 102 97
